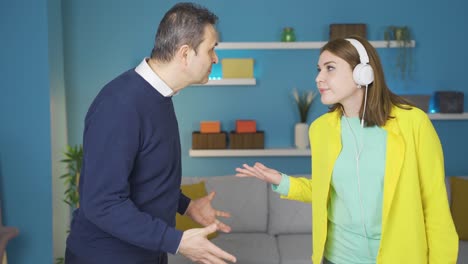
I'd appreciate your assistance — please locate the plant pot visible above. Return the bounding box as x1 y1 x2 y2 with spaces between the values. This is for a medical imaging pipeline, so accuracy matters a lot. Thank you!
294 123 309 149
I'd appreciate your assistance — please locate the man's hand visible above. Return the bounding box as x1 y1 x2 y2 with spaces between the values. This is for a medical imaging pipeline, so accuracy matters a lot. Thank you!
178 223 236 263
185 191 231 233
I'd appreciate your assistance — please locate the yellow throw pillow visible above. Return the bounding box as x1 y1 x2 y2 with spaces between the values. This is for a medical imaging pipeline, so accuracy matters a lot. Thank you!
176 181 217 239
450 177 468 240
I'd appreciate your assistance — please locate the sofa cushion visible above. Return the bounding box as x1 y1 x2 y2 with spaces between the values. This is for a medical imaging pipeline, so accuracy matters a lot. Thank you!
277 234 312 264
450 177 468 240
459 240 468 264
212 233 280 264
182 176 268 233
445 176 468 203
268 175 312 235
177 182 217 239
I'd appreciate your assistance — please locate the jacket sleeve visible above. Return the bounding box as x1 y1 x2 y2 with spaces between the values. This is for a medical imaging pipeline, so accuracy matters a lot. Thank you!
417 115 459 263
283 177 313 203
80 97 182 254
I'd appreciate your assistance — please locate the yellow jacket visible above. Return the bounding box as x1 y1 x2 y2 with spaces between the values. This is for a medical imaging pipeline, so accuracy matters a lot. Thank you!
286 106 458 263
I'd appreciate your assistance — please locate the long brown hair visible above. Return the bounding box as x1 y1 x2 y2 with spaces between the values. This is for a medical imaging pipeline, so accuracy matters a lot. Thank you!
321 36 413 127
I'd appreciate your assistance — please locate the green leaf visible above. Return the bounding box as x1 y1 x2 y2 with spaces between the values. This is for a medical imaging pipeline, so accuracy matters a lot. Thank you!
60 144 82 210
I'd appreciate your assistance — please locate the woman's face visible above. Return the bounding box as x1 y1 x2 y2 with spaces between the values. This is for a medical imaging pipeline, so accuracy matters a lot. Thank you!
315 50 363 111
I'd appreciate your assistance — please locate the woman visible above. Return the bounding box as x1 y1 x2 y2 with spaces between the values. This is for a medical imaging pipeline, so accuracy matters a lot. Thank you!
236 36 458 264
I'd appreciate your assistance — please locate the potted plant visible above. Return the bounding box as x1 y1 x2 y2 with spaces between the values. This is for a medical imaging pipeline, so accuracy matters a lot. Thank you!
55 144 82 264
60 144 82 209
292 88 316 149
384 26 413 79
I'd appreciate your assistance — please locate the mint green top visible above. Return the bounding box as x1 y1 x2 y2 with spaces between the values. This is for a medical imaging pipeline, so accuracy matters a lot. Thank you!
273 116 387 264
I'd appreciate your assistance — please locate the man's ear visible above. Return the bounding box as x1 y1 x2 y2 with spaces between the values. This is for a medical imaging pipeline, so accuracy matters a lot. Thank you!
176 44 191 66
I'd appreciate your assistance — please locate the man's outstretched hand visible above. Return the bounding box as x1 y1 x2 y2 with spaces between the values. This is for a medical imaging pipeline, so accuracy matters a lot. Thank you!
178 223 236 264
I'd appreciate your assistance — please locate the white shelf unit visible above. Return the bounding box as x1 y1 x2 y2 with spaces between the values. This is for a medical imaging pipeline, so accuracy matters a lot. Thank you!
190 40 423 158
193 78 256 86
216 40 416 50
193 40 415 87
189 148 310 157
428 113 468 120
189 113 468 158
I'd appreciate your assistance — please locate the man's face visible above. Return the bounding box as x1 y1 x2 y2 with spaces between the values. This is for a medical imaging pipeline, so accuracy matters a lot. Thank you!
186 24 219 84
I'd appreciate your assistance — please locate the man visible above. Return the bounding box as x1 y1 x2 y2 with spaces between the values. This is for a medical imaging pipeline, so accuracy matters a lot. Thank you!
65 3 236 264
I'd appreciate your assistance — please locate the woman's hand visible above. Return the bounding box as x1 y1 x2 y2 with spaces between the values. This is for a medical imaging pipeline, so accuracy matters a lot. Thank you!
235 162 282 185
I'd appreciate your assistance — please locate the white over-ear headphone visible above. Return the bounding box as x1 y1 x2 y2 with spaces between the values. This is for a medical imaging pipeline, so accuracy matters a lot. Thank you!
346 38 374 87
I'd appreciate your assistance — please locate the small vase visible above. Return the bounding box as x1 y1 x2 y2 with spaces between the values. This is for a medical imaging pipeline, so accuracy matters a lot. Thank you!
294 123 309 149
281 27 296 42
394 28 404 41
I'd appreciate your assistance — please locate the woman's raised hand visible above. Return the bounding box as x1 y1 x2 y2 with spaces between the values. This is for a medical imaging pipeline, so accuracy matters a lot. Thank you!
235 162 282 185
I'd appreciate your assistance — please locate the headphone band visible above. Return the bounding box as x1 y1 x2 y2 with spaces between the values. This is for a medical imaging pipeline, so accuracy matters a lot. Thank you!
346 38 370 64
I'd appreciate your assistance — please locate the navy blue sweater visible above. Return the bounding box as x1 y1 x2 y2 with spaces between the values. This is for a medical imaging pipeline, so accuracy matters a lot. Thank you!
67 69 190 263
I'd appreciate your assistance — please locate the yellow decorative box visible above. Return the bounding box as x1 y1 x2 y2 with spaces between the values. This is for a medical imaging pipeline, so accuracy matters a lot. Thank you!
221 58 254 78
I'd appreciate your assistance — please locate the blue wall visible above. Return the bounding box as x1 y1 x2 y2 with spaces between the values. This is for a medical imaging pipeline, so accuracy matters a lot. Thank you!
1 0 467 262
63 0 468 177
0 0 53 263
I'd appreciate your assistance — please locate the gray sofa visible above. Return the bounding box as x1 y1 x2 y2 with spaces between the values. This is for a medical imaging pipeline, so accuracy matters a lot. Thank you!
169 175 467 264
169 175 312 264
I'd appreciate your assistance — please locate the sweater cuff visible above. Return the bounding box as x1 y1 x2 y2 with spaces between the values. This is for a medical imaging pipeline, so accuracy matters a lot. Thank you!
178 191 191 215
160 227 184 254
271 173 290 196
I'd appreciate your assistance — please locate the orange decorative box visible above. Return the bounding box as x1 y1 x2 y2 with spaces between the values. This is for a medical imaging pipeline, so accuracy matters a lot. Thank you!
200 121 221 133
235 120 256 133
